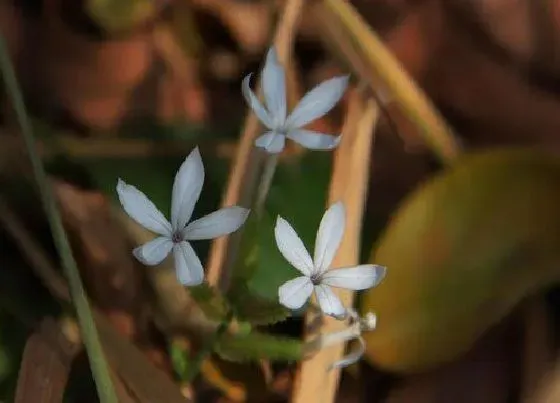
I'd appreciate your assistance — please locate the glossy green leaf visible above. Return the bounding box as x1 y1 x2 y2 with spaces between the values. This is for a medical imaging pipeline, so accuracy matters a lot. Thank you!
362 148 560 373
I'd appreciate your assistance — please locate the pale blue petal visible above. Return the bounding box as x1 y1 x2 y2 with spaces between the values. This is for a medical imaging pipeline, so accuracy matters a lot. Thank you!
133 237 173 265
315 284 346 318
314 201 345 272
321 264 386 290
254 131 285 154
171 147 204 231
173 241 204 286
117 178 172 235
183 206 250 240
242 73 273 129
262 47 287 124
279 276 314 309
286 75 349 128
274 216 314 276
287 129 341 150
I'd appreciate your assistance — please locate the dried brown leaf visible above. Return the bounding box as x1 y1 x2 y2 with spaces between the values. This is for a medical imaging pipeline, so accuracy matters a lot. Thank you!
15 318 79 403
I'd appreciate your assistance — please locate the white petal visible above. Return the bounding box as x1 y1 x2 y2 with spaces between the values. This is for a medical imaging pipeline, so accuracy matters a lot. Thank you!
314 284 346 318
173 241 204 286
242 73 273 128
278 276 314 309
254 132 286 154
262 47 287 123
116 178 172 235
183 206 250 240
321 264 386 290
274 216 314 276
287 129 341 150
286 75 349 128
132 237 173 265
314 201 345 272
171 147 205 231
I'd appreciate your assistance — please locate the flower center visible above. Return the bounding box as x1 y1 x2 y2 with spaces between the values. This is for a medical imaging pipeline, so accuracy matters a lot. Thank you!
171 231 183 243
310 272 322 286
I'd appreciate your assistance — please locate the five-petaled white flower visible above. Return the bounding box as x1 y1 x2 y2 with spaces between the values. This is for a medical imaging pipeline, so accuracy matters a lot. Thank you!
243 47 349 154
116 147 250 286
275 201 386 318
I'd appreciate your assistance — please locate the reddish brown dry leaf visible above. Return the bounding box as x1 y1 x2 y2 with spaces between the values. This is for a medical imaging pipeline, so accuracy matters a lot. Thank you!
15 318 79 403
21 0 155 130
94 312 190 403
368 0 560 149
424 14 560 149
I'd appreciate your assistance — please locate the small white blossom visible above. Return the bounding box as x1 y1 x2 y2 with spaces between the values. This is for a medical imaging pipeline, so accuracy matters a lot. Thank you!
243 47 349 154
116 147 250 286
274 201 386 318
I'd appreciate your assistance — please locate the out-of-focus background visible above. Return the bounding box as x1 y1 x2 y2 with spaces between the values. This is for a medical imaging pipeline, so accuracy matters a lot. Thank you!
2 0 560 402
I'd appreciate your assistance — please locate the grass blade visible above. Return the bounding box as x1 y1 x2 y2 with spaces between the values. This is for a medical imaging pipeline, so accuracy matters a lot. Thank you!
0 34 119 403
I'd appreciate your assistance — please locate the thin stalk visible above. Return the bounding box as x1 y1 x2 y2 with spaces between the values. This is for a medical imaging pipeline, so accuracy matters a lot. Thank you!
254 154 279 216
0 35 118 403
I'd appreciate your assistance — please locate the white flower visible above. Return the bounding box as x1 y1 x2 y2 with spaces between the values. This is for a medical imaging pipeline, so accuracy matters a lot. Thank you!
242 47 349 154
274 201 386 318
116 147 250 286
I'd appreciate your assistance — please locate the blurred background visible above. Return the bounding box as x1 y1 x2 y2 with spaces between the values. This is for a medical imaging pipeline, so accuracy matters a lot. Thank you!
2 0 560 402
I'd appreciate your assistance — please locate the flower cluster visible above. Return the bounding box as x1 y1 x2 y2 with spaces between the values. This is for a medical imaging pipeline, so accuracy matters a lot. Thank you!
117 47 386 368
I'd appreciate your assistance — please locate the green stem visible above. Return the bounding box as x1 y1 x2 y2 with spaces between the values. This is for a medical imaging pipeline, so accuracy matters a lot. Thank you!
0 35 118 403
185 310 234 382
254 154 279 216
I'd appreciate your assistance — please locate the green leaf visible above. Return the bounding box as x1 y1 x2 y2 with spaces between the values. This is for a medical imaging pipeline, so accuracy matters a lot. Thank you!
228 284 289 325
362 148 560 373
215 331 303 362
189 284 229 321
